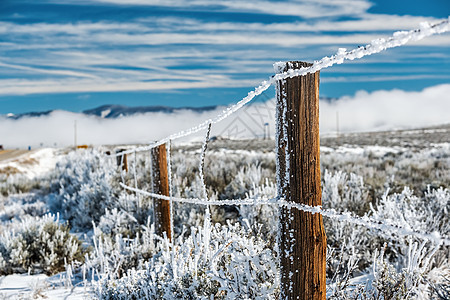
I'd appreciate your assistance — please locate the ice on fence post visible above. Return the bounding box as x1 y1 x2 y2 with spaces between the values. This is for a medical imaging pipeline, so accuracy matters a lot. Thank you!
167 140 174 242
275 61 326 300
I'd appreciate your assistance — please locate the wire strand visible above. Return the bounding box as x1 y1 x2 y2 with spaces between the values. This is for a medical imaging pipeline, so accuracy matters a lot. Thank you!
120 183 450 246
112 18 449 157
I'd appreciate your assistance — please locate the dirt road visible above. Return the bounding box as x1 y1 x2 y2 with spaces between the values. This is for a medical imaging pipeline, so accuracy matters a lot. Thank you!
0 149 32 163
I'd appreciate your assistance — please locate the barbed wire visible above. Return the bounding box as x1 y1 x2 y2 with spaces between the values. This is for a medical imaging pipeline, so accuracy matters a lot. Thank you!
112 18 449 157
119 182 450 246
114 18 450 248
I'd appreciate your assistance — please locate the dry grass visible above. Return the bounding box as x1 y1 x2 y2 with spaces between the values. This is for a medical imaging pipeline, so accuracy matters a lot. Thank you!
18 157 38 165
0 166 21 175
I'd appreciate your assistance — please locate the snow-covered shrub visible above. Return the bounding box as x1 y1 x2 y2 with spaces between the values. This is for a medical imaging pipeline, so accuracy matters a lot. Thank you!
1 139 448 299
96 219 278 299
85 218 157 280
322 170 371 216
0 173 44 196
170 148 276 235
223 164 263 199
171 148 275 201
45 149 156 231
0 234 11 274
370 187 449 241
210 223 279 299
320 144 450 199
96 192 154 238
322 170 380 275
0 192 47 223
0 214 86 275
238 178 278 240
324 174 449 299
46 149 117 229
368 186 449 291
328 241 441 299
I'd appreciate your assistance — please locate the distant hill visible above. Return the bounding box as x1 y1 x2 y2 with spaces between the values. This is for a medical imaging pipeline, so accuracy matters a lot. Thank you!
4 104 219 120
5 110 54 120
82 104 218 118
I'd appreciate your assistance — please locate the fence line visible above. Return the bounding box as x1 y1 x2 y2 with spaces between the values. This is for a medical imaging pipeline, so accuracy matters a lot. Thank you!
112 18 449 157
119 182 450 247
101 19 450 299
112 19 450 252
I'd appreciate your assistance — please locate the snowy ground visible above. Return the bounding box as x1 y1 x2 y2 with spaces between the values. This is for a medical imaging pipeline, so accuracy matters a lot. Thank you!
0 148 94 299
0 148 60 178
0 273 92 299
0 124 448 299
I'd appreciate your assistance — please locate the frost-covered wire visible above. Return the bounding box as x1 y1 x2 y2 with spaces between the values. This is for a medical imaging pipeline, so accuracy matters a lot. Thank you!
272 18 450 81
199 123 212 201
115 18 450 247
120 182 277 206
113 18 450 157
120 183 450 246
113 77 271 156
277 200 450 247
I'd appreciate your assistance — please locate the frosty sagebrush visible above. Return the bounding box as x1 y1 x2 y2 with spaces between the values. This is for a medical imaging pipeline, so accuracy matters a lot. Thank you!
323 176 449 299
96 219 279 300
0 213 86 275
46 149 118 229
98 144 448 299
0 142 449 299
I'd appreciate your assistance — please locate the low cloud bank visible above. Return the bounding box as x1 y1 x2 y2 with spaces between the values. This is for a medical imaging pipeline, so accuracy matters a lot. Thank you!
1 84 449 148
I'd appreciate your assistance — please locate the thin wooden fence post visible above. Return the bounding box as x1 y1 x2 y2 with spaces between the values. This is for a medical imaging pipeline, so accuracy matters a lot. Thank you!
276 61 326 299
151 144 172 241
116 149 128 172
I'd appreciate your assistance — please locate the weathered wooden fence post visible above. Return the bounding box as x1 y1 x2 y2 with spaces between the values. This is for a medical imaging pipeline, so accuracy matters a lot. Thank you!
276 61 327 299
151 144 172 241
116 149 128 172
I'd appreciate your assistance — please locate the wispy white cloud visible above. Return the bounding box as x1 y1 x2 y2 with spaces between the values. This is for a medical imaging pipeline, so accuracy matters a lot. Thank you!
136 14 440 33
0 62 98 79
2 16 447 46
0 77 259 95
1 13 440 40
87 32 391 46
0 21 147 34
0 1 448 100
59 0 372 19
1 25 449 96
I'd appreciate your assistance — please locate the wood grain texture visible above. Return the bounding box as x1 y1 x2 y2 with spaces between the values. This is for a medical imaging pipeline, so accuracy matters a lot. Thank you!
276 61 326 300
151 143 172 241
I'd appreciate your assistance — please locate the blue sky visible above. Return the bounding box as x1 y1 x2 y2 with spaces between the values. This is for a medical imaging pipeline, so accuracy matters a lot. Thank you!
0 0 449 114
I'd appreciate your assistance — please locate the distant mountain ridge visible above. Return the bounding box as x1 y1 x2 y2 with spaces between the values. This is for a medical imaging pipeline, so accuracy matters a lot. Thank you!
4 98 338 120
4 104 219 119
83 104 218 118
